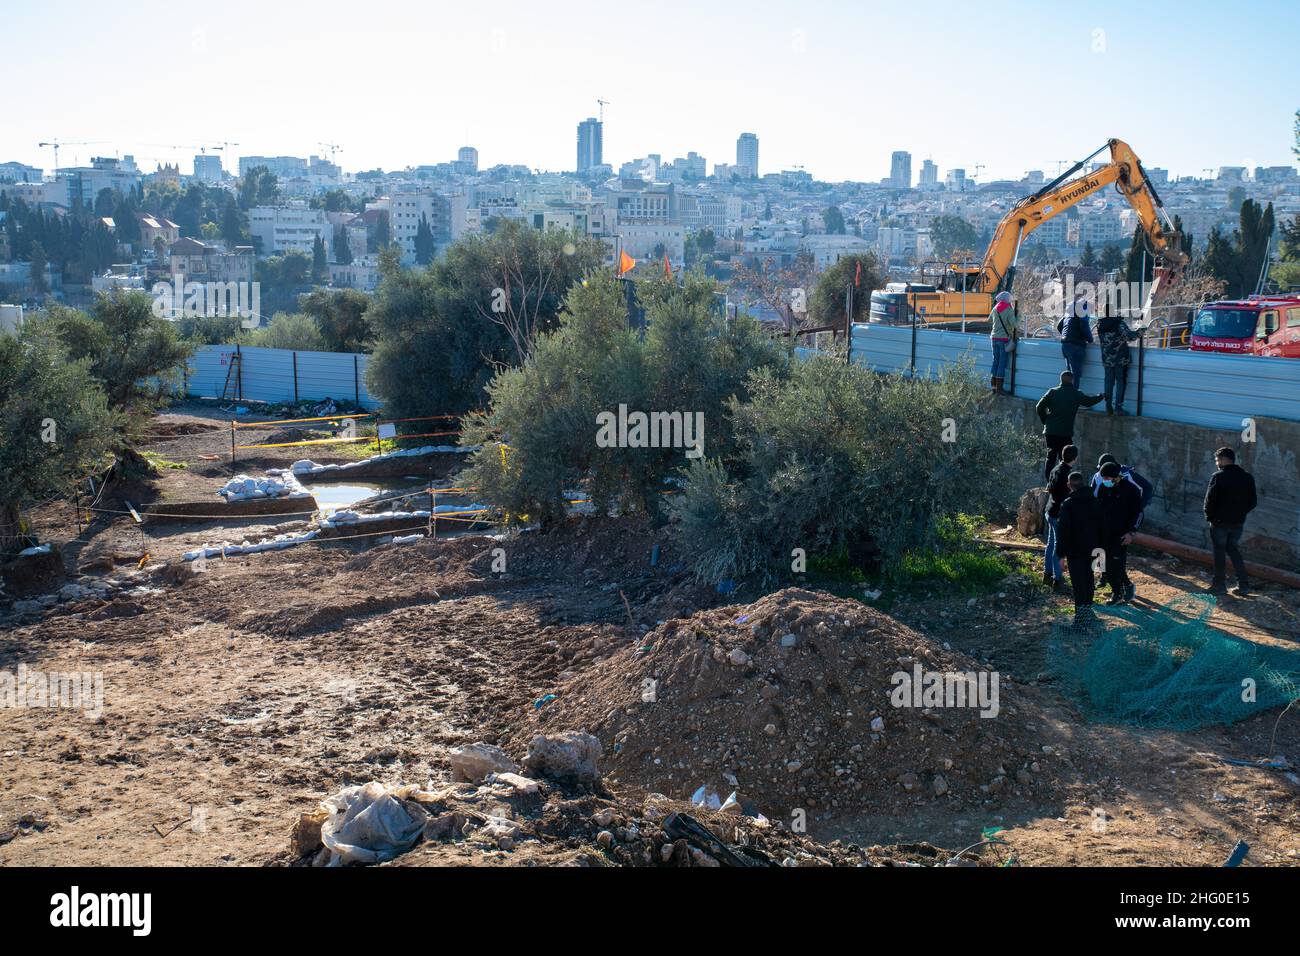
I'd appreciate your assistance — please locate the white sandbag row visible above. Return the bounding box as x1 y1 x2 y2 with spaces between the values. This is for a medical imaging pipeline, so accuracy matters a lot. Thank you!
182 530 319 562
319 504 487 529
280 444 481 477
218 472 312 501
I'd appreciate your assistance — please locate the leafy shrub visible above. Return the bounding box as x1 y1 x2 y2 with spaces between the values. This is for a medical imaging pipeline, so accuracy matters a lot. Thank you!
461 271 785 526
673 353 1038 583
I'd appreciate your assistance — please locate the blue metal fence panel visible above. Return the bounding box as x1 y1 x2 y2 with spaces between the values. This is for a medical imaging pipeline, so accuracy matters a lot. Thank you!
848 324 1300 429
182 345 381 409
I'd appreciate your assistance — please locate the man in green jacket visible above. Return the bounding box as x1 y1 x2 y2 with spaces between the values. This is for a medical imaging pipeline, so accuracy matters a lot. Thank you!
1036 370 1104 481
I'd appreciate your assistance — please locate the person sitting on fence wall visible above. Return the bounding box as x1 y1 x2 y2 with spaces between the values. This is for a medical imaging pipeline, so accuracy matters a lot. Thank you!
1057 299 1093 385
1098 311 1139 415
988 291 1016 395
1035 370 1104 482
1203 446 1258 597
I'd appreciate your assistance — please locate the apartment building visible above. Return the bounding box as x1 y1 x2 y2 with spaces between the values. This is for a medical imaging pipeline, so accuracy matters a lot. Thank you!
248 205 332 257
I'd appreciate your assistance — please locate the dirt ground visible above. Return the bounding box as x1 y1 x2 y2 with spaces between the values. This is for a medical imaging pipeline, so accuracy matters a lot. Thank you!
2 406 1298 867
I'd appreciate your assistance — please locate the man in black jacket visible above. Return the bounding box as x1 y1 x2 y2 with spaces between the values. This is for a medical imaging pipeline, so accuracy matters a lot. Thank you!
1036 371 1104 480
1095 460 1143 604
1204 446 1258 596
1055 471 1101 623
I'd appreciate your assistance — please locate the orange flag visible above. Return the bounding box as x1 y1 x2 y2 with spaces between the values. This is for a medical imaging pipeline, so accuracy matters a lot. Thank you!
618 250 636 276
663 253 672 279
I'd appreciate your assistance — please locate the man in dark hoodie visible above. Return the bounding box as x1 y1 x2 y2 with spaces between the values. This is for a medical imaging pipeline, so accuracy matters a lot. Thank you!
1043 444 1078 591
1035 370 1104 480
1097 310 1139 415
1203 446 1258 596
1054 471 1101 623
1095 460 1143 603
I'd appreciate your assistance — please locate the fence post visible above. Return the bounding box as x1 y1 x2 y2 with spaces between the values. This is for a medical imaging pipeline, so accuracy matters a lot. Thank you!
1008 301 1019 396
353 354 360 405
292 351 299 404
910 303 917 377
235 343 243 401
1136 334 1145 417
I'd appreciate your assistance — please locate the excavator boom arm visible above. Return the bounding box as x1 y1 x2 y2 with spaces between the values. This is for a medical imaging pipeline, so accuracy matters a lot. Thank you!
977 138 1187 295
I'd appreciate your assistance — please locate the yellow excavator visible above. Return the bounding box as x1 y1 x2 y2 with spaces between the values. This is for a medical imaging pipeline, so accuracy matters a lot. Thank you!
868 138 1189 326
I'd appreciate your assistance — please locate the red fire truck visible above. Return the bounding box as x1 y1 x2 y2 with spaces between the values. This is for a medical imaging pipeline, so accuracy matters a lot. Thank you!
1190 295 1300 357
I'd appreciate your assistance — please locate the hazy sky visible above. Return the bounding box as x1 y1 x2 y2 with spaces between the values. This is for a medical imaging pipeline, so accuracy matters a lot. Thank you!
5 0 1297 183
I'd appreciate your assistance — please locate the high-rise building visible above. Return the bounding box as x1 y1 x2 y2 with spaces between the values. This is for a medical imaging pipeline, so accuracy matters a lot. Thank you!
919 159 938 187
736 133 759 178
193 153 223 184
890 151 912 189
457 147 479 173
577 118 603 173
946 168 967 192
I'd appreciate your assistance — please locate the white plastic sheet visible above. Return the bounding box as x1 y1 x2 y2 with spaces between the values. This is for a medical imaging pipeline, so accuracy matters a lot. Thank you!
319 782 429 867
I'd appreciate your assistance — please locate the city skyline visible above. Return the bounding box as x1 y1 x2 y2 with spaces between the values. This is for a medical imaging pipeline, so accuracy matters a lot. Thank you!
4 0 1297 185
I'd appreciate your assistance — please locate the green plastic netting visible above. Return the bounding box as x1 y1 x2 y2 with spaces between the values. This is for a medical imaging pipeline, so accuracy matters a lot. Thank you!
1047 593 1300 730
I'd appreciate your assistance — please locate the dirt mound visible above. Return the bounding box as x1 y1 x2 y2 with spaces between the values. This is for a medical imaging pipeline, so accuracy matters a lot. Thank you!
516 588 1069 824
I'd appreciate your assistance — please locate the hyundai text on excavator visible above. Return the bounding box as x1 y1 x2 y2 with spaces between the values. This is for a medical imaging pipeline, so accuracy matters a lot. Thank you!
868 138 1189 327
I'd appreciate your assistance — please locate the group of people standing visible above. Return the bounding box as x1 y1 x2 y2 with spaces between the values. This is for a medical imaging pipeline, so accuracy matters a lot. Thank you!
992 297 1262 625
988 295 1139 416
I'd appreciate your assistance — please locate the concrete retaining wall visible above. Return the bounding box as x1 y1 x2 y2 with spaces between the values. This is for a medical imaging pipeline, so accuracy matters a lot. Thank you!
1013 400 1300 572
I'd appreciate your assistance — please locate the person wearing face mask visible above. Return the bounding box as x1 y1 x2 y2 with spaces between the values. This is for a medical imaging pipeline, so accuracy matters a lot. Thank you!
1095 460 1142 604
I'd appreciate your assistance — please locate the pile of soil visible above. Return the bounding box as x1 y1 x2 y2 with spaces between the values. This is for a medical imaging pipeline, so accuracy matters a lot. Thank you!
517 588 1073 823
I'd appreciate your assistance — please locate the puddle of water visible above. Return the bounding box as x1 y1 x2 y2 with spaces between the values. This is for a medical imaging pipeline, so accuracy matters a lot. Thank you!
309 479 433 513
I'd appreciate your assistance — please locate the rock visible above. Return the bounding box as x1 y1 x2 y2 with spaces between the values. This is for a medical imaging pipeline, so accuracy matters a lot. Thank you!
1016 769 1034 786
779 633 797 648
1017 487 1050 537
449 742 518 783
870 716 885 732
660 843 675 863
481 816 521 842
491 772 540 795
786 760 803 773
727 648 750 667
899 772 920 791
524 731 603 785
596 830 614 849
932 775 949 797
763 723 777 737
497 835 515 851
290 808 328 857
593 808 615 827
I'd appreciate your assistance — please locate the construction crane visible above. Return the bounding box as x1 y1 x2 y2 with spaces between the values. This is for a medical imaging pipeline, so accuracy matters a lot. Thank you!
37 140 105 171
318 142 342 164
870 137 1188 327
596 98 610 122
